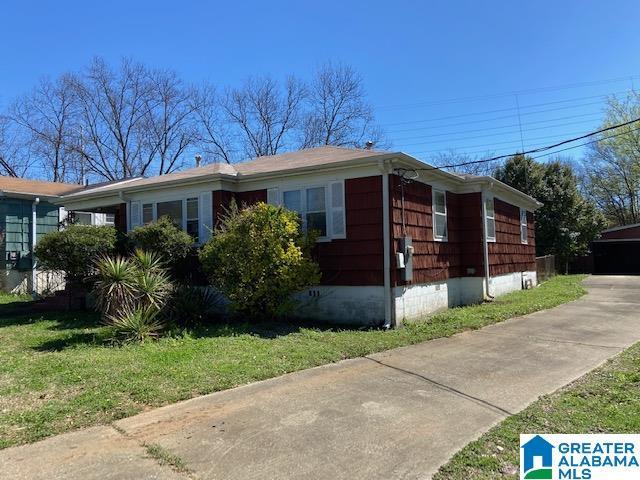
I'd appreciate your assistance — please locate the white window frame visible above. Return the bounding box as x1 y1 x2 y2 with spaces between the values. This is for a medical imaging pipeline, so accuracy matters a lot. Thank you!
520 208 528 244
432 188 448 242
277 180 346 242
137 195 203 243
485 196 496 243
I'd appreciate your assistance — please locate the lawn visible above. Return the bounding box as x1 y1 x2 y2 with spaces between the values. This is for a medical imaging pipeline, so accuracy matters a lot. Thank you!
434 340 640 479
0 275 586 449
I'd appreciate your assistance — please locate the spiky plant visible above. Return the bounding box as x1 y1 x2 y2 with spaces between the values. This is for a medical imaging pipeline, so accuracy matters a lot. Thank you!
135 269 173 311
93 256 137 316
131 249 165 273
107 305 165 342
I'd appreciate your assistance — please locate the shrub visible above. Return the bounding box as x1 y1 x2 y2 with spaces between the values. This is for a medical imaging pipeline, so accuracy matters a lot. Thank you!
93 256 138 316
107 305 165 342
169 285 221 327
93 250 174 341
127 217 194 277
34 225 117 284
199 202 320 319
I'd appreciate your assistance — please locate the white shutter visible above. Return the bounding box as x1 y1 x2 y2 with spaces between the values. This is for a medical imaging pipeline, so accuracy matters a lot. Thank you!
130 201 142 229
267 188 280 205
329 181 346 239
199 191 213 243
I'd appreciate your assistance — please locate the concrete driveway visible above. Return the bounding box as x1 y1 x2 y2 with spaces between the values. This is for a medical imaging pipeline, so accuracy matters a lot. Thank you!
2 276 639 479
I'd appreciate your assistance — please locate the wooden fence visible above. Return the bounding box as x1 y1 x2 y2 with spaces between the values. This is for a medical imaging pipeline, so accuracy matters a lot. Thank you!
536 255 557 282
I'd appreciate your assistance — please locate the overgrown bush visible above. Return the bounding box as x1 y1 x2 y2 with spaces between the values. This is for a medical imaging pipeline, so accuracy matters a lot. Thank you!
126 217 196 279
34 225 117 285
94 249 173 341
199 202 320 319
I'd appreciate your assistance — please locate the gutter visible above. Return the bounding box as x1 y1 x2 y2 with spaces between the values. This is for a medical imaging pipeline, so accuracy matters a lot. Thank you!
480 189 493 300
31 197 40 296
380 158 395 329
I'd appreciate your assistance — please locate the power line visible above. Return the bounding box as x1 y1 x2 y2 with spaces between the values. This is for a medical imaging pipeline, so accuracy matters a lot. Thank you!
376 75 639 111
398 118 640 173
393 117 603 145
383 97 610 128
395 111 602 141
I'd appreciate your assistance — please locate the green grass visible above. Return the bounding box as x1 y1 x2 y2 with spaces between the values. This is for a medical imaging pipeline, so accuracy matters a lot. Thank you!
0 275 586 449
0 292 31 305
434 340 640 480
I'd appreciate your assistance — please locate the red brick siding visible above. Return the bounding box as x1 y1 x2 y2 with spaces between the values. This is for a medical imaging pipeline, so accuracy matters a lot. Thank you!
389 175 484 286
600 225 640 240
488 198 536 276
316 176 384 286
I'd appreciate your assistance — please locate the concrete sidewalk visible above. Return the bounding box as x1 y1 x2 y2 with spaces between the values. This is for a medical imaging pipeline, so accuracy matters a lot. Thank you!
2 276 639 479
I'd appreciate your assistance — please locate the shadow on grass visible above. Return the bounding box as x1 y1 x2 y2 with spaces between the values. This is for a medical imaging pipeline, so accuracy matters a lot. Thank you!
33 331 112 352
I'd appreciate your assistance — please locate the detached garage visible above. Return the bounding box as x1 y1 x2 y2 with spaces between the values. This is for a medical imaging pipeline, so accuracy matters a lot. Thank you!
593 223 640 275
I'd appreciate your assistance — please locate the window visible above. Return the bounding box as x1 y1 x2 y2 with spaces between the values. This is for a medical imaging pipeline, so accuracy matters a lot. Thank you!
157 200 182 227
142 203 153 224
485 197 496 242
279 182 344 240
105 213 115 226
306 187 327 236
432 189 447 241
74 212 92 225
186 197 199 241
520 208 528 244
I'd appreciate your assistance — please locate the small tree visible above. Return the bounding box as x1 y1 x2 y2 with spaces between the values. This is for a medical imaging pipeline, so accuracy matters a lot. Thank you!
127 216 195 278
34 225 116 285
200 202 320 319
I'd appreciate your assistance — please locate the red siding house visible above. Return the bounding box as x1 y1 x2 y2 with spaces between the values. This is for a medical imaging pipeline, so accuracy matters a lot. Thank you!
57 146 541 327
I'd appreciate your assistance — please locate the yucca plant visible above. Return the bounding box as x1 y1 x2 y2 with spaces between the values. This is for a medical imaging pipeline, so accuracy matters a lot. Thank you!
107 305 165 342
169 285 221 327
135 269 173 310
93 256 138 316
131 249 165 273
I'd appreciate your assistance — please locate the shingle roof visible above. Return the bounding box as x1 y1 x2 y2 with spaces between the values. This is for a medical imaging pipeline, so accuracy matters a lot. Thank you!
66 146 387 197
0 176 84 197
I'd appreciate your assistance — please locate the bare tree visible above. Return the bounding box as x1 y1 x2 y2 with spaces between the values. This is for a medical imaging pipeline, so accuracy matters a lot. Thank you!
0 115 33 177
431 150 501 177
10 76 80 182
139 69 198 174
68 57 158 180
302 62 385 149
192 84 234 164
224 75 306 158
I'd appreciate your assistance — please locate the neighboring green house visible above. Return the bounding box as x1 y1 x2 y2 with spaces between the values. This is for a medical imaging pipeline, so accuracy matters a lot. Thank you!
0 177 82 293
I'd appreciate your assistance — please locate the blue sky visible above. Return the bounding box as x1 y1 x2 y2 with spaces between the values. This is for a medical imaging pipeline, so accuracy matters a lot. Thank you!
1 0 639 164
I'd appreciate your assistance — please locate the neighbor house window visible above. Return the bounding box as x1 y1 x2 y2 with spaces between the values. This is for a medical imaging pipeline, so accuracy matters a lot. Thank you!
485 197 496 242
142 203 153 224
520 208 528 244
105 213 115 226
186 197 199 241
157 200 183 226
278 182 345 240
432 189 447 241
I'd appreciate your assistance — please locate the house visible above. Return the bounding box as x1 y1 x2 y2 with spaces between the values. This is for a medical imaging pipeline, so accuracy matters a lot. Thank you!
56 146 541 326
592 223 640 274
0 176 114 293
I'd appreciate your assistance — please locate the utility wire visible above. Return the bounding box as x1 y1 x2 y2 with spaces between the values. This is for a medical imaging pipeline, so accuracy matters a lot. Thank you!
376 75 640 110
397 118 640 173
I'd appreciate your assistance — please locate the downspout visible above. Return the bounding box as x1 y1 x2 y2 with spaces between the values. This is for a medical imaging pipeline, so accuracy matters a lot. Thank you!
380 159 395 329
480 189 493 300
31 197 40 296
